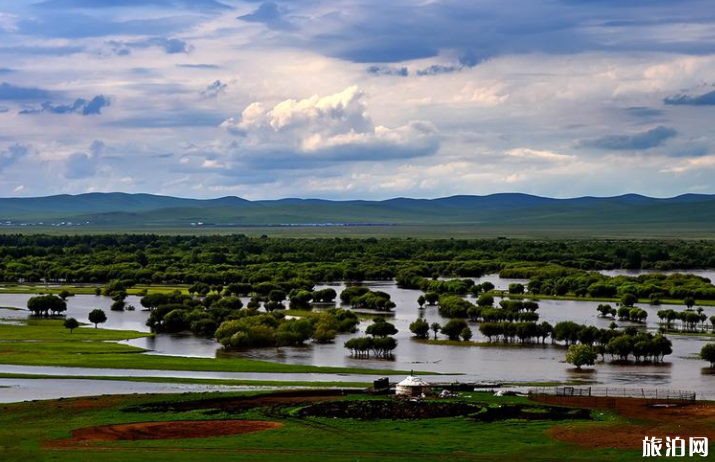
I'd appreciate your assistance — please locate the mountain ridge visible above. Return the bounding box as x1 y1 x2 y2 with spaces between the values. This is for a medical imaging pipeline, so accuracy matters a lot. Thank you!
1 192 714 231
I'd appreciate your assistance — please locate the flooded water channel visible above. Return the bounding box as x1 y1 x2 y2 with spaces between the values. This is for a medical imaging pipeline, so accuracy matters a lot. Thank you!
2 270 715 401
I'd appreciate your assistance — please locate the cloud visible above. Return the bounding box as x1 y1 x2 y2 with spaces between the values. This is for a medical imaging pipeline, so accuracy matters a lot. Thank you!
416 65 461 76
238 2 296 30
506 148 574 162
201 80 227 98
0 144 30 172
624 107 665 119
220 86 440 163
18 12 195 39
0 45 84 56
580 126 678 150
0 82 54 101
177 63 220 69
35 0 231 12
366 65 408 77
20 95 110 115
664 89 715 106
108 37 193 55
0 69 15 75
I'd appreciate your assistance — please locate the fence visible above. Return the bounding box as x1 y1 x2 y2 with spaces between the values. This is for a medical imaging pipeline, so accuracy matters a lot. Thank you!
528 386 697 402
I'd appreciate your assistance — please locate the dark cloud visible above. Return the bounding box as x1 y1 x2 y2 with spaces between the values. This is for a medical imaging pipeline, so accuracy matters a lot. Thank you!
580 126 678 150
177 63 220 69
664 89 715 106
108 37 193 55
238 2 297 30
366 65 408 77
35 0 231 12
285 0 715 64
20 95 110 115
624 107 666 119
416 64 461 76
0 144 30 172
201 80 228 98
0 82 55 101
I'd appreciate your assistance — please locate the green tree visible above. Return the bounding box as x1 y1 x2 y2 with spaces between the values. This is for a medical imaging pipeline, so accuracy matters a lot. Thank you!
63 317 80 333
620 293 637 307
441 319 468 341
565 344 597 370
700 343 715 367
409 318 430 338
88 309 107 328
430 322 441 340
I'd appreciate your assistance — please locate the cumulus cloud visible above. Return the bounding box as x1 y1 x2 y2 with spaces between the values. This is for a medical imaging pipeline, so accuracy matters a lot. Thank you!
221 86 440 162
0 144 30 172
201 80 227 98
20 95 110 115
580 126 678 150
664 89 715 106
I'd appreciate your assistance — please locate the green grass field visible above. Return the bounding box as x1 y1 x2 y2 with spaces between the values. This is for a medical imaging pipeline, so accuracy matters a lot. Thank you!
0 319 419 376
0 390 647 462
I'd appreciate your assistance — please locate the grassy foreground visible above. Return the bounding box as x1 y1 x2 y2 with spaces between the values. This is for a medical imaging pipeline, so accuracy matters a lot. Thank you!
0 390 646 462
0 319 420 376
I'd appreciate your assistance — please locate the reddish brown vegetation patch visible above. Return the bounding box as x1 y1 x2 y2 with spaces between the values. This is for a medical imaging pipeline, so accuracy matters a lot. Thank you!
49 420 282 447
533 395 715 449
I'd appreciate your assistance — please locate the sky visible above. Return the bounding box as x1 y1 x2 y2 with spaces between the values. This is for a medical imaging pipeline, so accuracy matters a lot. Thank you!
1 0 715 200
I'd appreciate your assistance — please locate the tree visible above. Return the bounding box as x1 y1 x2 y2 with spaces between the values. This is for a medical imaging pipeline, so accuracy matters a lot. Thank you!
424 292 439 306
441 319 468 341
460 327 473 342
508 283 525 294
565 344 597 370
701 344 715 367
366 318 398 337
88 309 107 328
58 290 74 301
620 293 637 307
685 297 696 310
63 317 80 333
417 295 426 307
27 294 67 316
430 322 441 340
409 318 430 338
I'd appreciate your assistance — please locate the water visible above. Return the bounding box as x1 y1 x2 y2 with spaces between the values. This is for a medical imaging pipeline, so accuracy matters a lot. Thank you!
0 377 276 403
1 271 715 401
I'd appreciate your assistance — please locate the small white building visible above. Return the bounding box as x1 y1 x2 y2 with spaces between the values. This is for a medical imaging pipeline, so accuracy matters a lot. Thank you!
396 376 432 397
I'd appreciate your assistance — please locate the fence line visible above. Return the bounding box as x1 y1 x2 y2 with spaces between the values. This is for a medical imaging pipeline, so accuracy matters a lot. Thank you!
528 386 696 402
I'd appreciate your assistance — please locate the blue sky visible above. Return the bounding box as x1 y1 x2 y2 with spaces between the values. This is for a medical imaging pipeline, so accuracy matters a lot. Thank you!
1 0 715 199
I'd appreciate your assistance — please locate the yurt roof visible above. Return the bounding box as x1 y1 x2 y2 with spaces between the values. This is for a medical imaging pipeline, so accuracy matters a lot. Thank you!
397 376 430 387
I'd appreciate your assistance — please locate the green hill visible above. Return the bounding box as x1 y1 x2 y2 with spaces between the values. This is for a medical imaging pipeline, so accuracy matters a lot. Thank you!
1 192 714 237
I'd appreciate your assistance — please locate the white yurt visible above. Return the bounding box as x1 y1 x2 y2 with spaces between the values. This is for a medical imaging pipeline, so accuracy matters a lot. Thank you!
396 376 432 397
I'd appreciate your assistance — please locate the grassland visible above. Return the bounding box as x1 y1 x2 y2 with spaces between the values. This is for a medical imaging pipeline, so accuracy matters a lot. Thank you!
0 389 651 462
0 319 421 376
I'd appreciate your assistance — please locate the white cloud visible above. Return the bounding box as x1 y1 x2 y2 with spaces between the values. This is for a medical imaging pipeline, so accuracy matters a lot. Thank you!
221 86 440 161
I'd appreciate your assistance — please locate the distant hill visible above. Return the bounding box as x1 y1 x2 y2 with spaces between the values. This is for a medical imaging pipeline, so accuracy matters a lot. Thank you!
1 192 715 237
